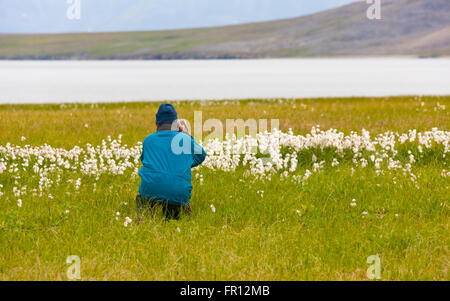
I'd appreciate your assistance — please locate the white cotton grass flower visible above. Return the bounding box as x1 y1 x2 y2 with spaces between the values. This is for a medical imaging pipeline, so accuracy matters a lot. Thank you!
350 199 357 207
17 199 22 207
196 173 204 185
21 136 26 142
177 227 181 233
13 187 20 198
75 178 81 190
124 216 132 227
331 158 340 167
210 204 216 213
65 210 70 214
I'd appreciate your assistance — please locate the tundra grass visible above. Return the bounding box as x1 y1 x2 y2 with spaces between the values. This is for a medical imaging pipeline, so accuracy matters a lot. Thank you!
0 96 449 280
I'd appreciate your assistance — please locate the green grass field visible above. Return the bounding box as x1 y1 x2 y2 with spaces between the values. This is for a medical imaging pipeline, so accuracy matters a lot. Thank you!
0 96 449 280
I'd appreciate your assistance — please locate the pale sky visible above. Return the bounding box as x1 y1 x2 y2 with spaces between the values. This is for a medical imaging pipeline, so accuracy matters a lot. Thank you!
0 0 360 33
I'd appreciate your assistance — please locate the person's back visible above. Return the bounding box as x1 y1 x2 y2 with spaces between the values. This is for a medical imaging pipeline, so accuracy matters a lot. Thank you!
137 104 206 219
139 130 206 205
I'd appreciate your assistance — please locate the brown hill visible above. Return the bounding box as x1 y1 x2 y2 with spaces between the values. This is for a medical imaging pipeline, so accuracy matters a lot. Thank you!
0 0 449 59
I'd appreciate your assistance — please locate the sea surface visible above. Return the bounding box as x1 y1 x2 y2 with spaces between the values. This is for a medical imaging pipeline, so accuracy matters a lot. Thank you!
0 59 449 104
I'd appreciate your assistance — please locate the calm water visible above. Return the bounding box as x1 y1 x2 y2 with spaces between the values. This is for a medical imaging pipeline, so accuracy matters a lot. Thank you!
0 59 449 104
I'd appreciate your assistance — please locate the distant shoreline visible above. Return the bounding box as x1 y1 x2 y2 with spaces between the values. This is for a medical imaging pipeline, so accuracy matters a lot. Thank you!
0 55 446 61
2 95 450 108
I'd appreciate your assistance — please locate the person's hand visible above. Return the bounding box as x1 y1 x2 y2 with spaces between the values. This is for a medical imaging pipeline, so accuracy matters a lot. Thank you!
177 119 185 133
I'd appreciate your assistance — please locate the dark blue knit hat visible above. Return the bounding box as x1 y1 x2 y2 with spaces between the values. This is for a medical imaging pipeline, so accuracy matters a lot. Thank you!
155 103 178 125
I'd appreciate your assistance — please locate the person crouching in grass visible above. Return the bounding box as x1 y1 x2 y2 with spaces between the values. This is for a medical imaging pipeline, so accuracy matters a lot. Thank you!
136 103 207 220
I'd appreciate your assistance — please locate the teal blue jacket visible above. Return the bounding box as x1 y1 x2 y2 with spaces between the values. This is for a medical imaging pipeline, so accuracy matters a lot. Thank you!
139 131 206 205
